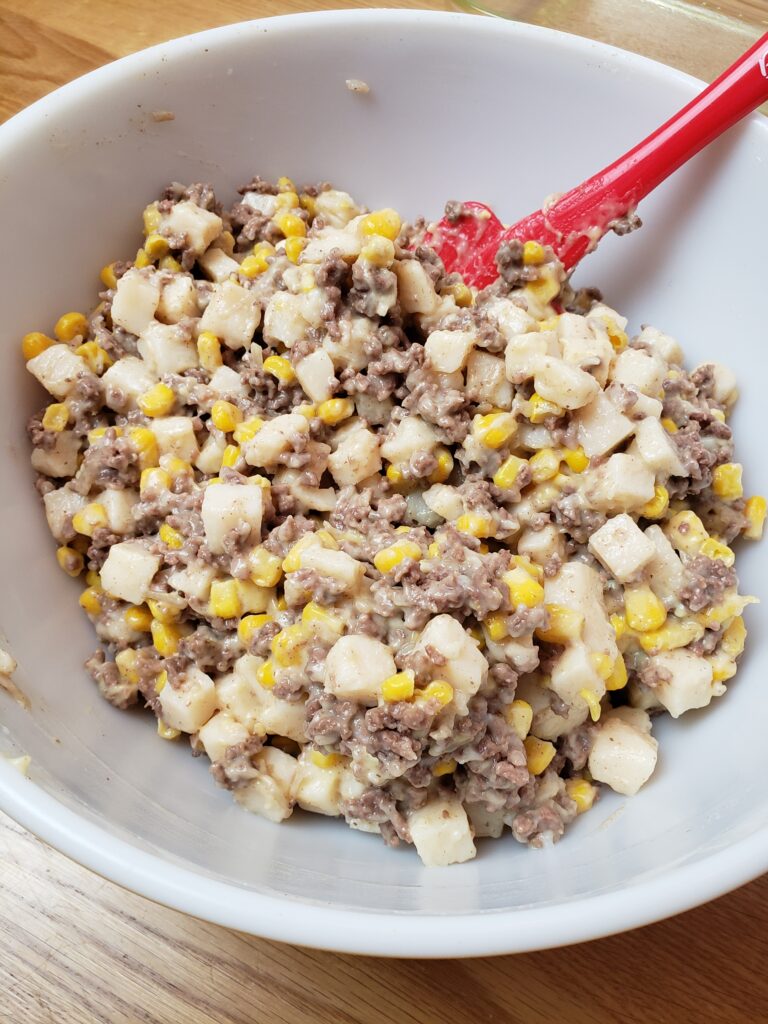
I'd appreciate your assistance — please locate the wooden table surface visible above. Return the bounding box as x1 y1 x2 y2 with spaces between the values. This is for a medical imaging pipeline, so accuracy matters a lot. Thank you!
2 2 767 1021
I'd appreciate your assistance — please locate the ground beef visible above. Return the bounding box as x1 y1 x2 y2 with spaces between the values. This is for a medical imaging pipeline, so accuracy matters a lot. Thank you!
509 796 573 846
85 650 138 709
71 432 139 493
210 735 265 789
559 721 596 771
552 492 607 544
349 261 397 318
444 200 466 223
680 554 737 612
173 625 241 674
506 604 549 638
342 787 411 846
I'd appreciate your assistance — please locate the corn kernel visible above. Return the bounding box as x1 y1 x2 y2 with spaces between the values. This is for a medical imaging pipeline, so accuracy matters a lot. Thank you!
590 652 614 680
744 496 767 540
535 604 584 644
484 613 508 642
85 569 101 587
420 680 454 707
275 213 306 238
360 209 401 241
124 605 152 632
144 232 169 259
56 545 83 577
449 282 474 307
88 425 123 444
151 620 182 657
528 392 563 423
302 602 343 634
271 623 310 667
386 463 407 489
140 467 171 495
561 446 589 473
72 503 108 537
624 585 667 632
209 578 242 620
700 537 735 567
148 598 181 624
159 523 183 550
196 330 223 371
599 316 628 351
128 427 159 469
473 411 516 449
640 484 669 520
134 249 152 269
605 653 629 691
661 417 679 434
712 408 726 422
162 456 192 481
665 510 709 554
374 540 422 574
493 454 528 490
529 447 561 483
237 613 274 646
696 593 757 631
524 736 556 775
317 398 355 425
239 253 269 278
522 240 545 265
22 332 55 360
262 355 296 383
381 671 415 702
526 273 560 305
257 660 275 688
274 190 299 211
638 618 704 655
504 567 545 608
76 341 112 374
455 513 495 539
138 382 175 418
721 616 747 659
220 444 240 469
505 699 533 739
277 175 296 193
154 669 168 693
79 586 103 616
54 311 88 342
566 778 597 814
311 750 343 769
284 236 306 264
245 546 283 588
143 203 161 234
282 534 321 573
712 463 743 501
100 263 118 289
579 688 602 722
115 649 140 684
433 759 457 777
709 653 737 683
233 417 264 444
42 403 70 432
157 720 181 740
159 255 182 273
429 447 454 484
427 542 440 558
210 399 243 433
299 193 317 218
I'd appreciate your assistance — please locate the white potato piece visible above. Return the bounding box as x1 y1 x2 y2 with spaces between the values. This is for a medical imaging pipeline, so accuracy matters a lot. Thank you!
557 313 613 386
701 362 738 407
324 635 397 703
197 246 239 282
31 431 80 478
465 350 513 408
110 269 161 336
612 348 666 397
43 486 87 543
299 546 364 590
588 712 658 796
234 746 298 823
296 348 336 402
97 488 138 534
415 614 487 714
533 355 599 410
644 525 686 604
425 329 476 373
150 416 200 462
549 642 605 707
576 392 636 458
303 227 363 263
291 753 344 816
200 279 261 350
636 325 683 366
207 365 248 399
158 666 218 734
161 200 222 255
504 331 552 381
315 189 360 227
168 561 217 602
517 676 590 741
483 296 537 340
201 482 262 554
630 417 685 477
156 274 200 324
422 483 464 522
327 426 381 486
138 321 198 376
544 561 616 660
242 413 308 468
224 657 308 742
586 453 655 513
517 524 564 566
588 513 656 583
100 541 160 604
102 356 157 411
27 344 89 400
381 416 438 464
197 712 250 763
409 796 476 867
650 649 723 718
587 303 628 332
393 260 438 315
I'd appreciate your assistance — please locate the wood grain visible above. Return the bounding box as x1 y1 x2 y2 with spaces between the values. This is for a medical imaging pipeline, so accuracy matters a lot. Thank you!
1 2 767 1021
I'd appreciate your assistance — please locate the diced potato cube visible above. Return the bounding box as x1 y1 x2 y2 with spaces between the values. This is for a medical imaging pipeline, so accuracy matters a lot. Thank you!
544 561 616 659
612 348 667 396
198 711 250 762
168 561 217 601
550 642 605 707
200 279 261 350
27 344 89 400
465 350 513 408
422 483 464 521
158 666 217 734
588 513 656 583
43 485 87 543
242 413 309 468
150 416 200 462
700 362 738 407
635 325 682 366
323 316 373 371
393 260 438 315
208 365 248 399
263 290 325 348
234 746 298 823
586 303 628 332
195 433 227 474
31 431 80 478
576 392 636 458
327 425 381 486
630 417 685 477
111 268 161 336
303 227 362 263
324 635 397 703
557 313 613 386
483 297 537 340
197 246 240 282
156 274 200 324
504 331 552 381
295 348 336 403
380 416 438 464
533 355 599 410
102 356 157 412
291 752 343 816
425 329 476 373
588 711 658 796
650 649 723 718
414 614 487 714
586 453 655 513
315 189 360 228
138 321 198 376
201 482 263 554
515 676 589 741
299 546 364 590
97 487 138 534
224 657 307 742
161 200 222 255
409 796 476 867
644 525 685 604
100 541 161 604
517 524 564 566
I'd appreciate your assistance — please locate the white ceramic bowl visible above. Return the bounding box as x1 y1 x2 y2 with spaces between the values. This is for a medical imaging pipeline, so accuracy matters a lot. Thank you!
1 10 766 958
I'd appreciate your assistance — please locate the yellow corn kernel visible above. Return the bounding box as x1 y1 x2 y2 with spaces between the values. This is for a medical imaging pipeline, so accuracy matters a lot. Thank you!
360 236 396 269
665 510 709 554
421 680 454 707
624 585 667 633
311 750 343 769
493 454 528 490
317 398 355 425
529 447 561 483
605 653 629 691
159 255 182 273
302 602 343 634
196 330 223 371
79 586 103 616
237 613 274 646
238 253 268 278
159 523 183 550
360 208 401 240
427 542 440 558
148 598 181 624
88 425 123 444
100 263 118 289
709 652 737 683
429 447 454 484
72 503 108 538
536 604 584 644
262 354 296 383
640 484 670 520
140 467 171 496
115 649 140 684
512 555 545 581
660 417 679 434
284 236 306 264
157 720 181 740
143 202 162 234
538 316 560 331
42 403 70 432
220 444 240 469
744 496 767 540
590 652 614 680
299 193 317 218
484 613 508 642
386 463 406 489
162 457 192 481
524 736 556 775
271 623 310 667
275 213 306 239
22 332 55 360
473 411 516 449
210 399 243 433
138 382 175 418
85 569 101 587
282 534 321 573
638 618 704 655
528 392 563 423
449 281 474 307
232 416 264 445
244 546 282 588
374 540 422 574
151 620 182 657
504 567 545 609
56 546 83 577
433 759 457 778
455 513 495 539
209 579 242 620
154 669 168 693
124 605 153 632
257 659 275 689
128 427 159 469
522 240 545 265
579 688 602 722
54 311 88 342
526 271 560 304
76 341 112 374
696 593 757 631
144 232 169 259
505 699 533 739
134 249 152 269
274 190 299 211
566 778 597 814
277 175 296 193
561 446 589 473
381 671 415 702
700 537 735 567
721 616 747 659
712 463 743 501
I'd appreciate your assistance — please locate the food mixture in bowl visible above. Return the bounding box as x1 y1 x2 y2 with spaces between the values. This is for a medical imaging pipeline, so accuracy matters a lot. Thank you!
22 177 764 866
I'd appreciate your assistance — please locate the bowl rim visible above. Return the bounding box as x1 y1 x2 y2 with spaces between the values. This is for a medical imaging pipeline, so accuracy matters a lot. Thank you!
1 7 767 957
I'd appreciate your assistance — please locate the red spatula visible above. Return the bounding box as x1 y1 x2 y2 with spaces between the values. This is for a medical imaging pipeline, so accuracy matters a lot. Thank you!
427 31 768 289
